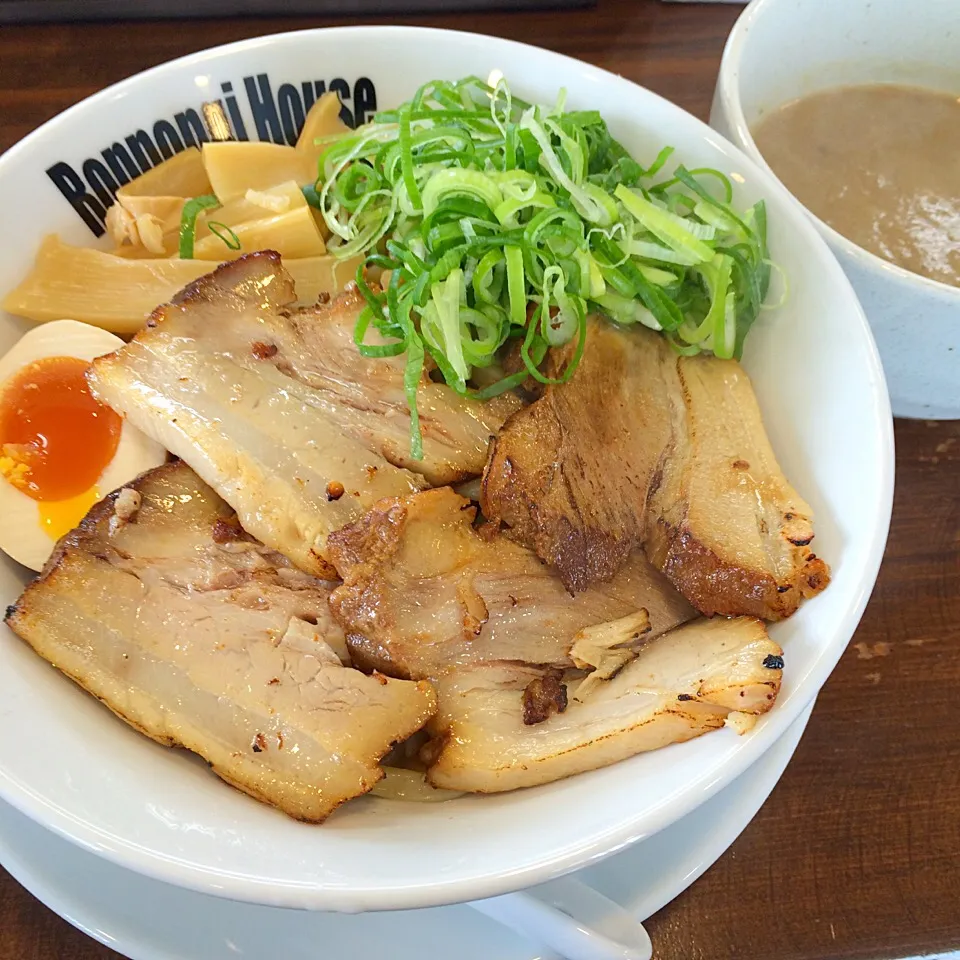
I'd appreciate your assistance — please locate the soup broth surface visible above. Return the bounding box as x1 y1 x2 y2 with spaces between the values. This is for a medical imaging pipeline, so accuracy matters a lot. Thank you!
753 84 960 287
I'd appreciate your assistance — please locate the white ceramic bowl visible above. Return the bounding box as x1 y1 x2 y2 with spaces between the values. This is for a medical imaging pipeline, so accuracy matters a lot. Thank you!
711 0 960 419
0 25 893 913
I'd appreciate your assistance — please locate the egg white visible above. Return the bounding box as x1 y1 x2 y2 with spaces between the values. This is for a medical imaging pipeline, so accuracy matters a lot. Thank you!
0 320 167 572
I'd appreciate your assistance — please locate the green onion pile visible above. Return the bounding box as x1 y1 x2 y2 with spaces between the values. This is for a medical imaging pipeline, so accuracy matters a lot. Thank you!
313 76 773 458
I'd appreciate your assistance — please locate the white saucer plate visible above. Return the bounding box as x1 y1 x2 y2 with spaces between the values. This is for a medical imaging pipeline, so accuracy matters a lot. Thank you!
0 704 814 960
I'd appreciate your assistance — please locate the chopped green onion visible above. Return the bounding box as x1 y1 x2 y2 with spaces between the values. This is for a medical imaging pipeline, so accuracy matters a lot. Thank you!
614 185 715 263
178 194 220 259
207 221 242 251
625 239 702 266
504 246 527 327
595 291 661 330
302 183 322 209
421 268 469 390
316 77 778 458
473 249 506 304
422 168 503 216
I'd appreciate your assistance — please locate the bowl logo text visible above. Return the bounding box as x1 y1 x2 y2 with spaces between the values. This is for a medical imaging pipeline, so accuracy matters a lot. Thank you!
45 73 377 237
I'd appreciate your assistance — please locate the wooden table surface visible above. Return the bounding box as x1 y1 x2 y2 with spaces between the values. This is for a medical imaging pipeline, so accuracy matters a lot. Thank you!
1 1 958 958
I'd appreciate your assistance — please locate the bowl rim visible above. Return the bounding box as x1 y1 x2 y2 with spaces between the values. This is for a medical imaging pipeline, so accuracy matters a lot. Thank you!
715 0 960 302
0 22 897 910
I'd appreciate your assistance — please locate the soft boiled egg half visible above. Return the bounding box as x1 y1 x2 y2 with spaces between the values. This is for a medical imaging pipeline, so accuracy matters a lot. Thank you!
0 320 166 571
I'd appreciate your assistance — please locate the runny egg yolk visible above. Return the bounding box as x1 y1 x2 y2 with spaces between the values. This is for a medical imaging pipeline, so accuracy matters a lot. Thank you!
0 356 122 538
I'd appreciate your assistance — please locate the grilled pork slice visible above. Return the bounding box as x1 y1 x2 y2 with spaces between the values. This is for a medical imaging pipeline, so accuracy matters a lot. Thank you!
89 252 517 576
4 461 435 822
280 281 521 484
482 316 673 593
644 353 829 619
482 318 829 618
327 487 695 680
427 617 783 793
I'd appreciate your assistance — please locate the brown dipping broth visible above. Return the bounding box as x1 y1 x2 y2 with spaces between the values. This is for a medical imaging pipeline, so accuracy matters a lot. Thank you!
752 84 960 287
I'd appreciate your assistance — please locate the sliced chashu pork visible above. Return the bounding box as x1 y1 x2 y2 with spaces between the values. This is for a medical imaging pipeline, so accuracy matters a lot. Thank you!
482 316 673 593
88 252 518 576
642 352 829 619
326 487 780 794
4 461 435 822
428 616 783 793
482 317 829 619
327 486 695 680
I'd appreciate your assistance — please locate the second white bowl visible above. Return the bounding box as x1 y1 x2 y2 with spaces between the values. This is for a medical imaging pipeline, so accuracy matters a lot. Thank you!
711 0 960 419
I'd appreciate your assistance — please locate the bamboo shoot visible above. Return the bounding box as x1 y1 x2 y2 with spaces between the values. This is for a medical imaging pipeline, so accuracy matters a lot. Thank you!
3 236 360 335
202 142 312 202
193 204 327 260
297 92 350 173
